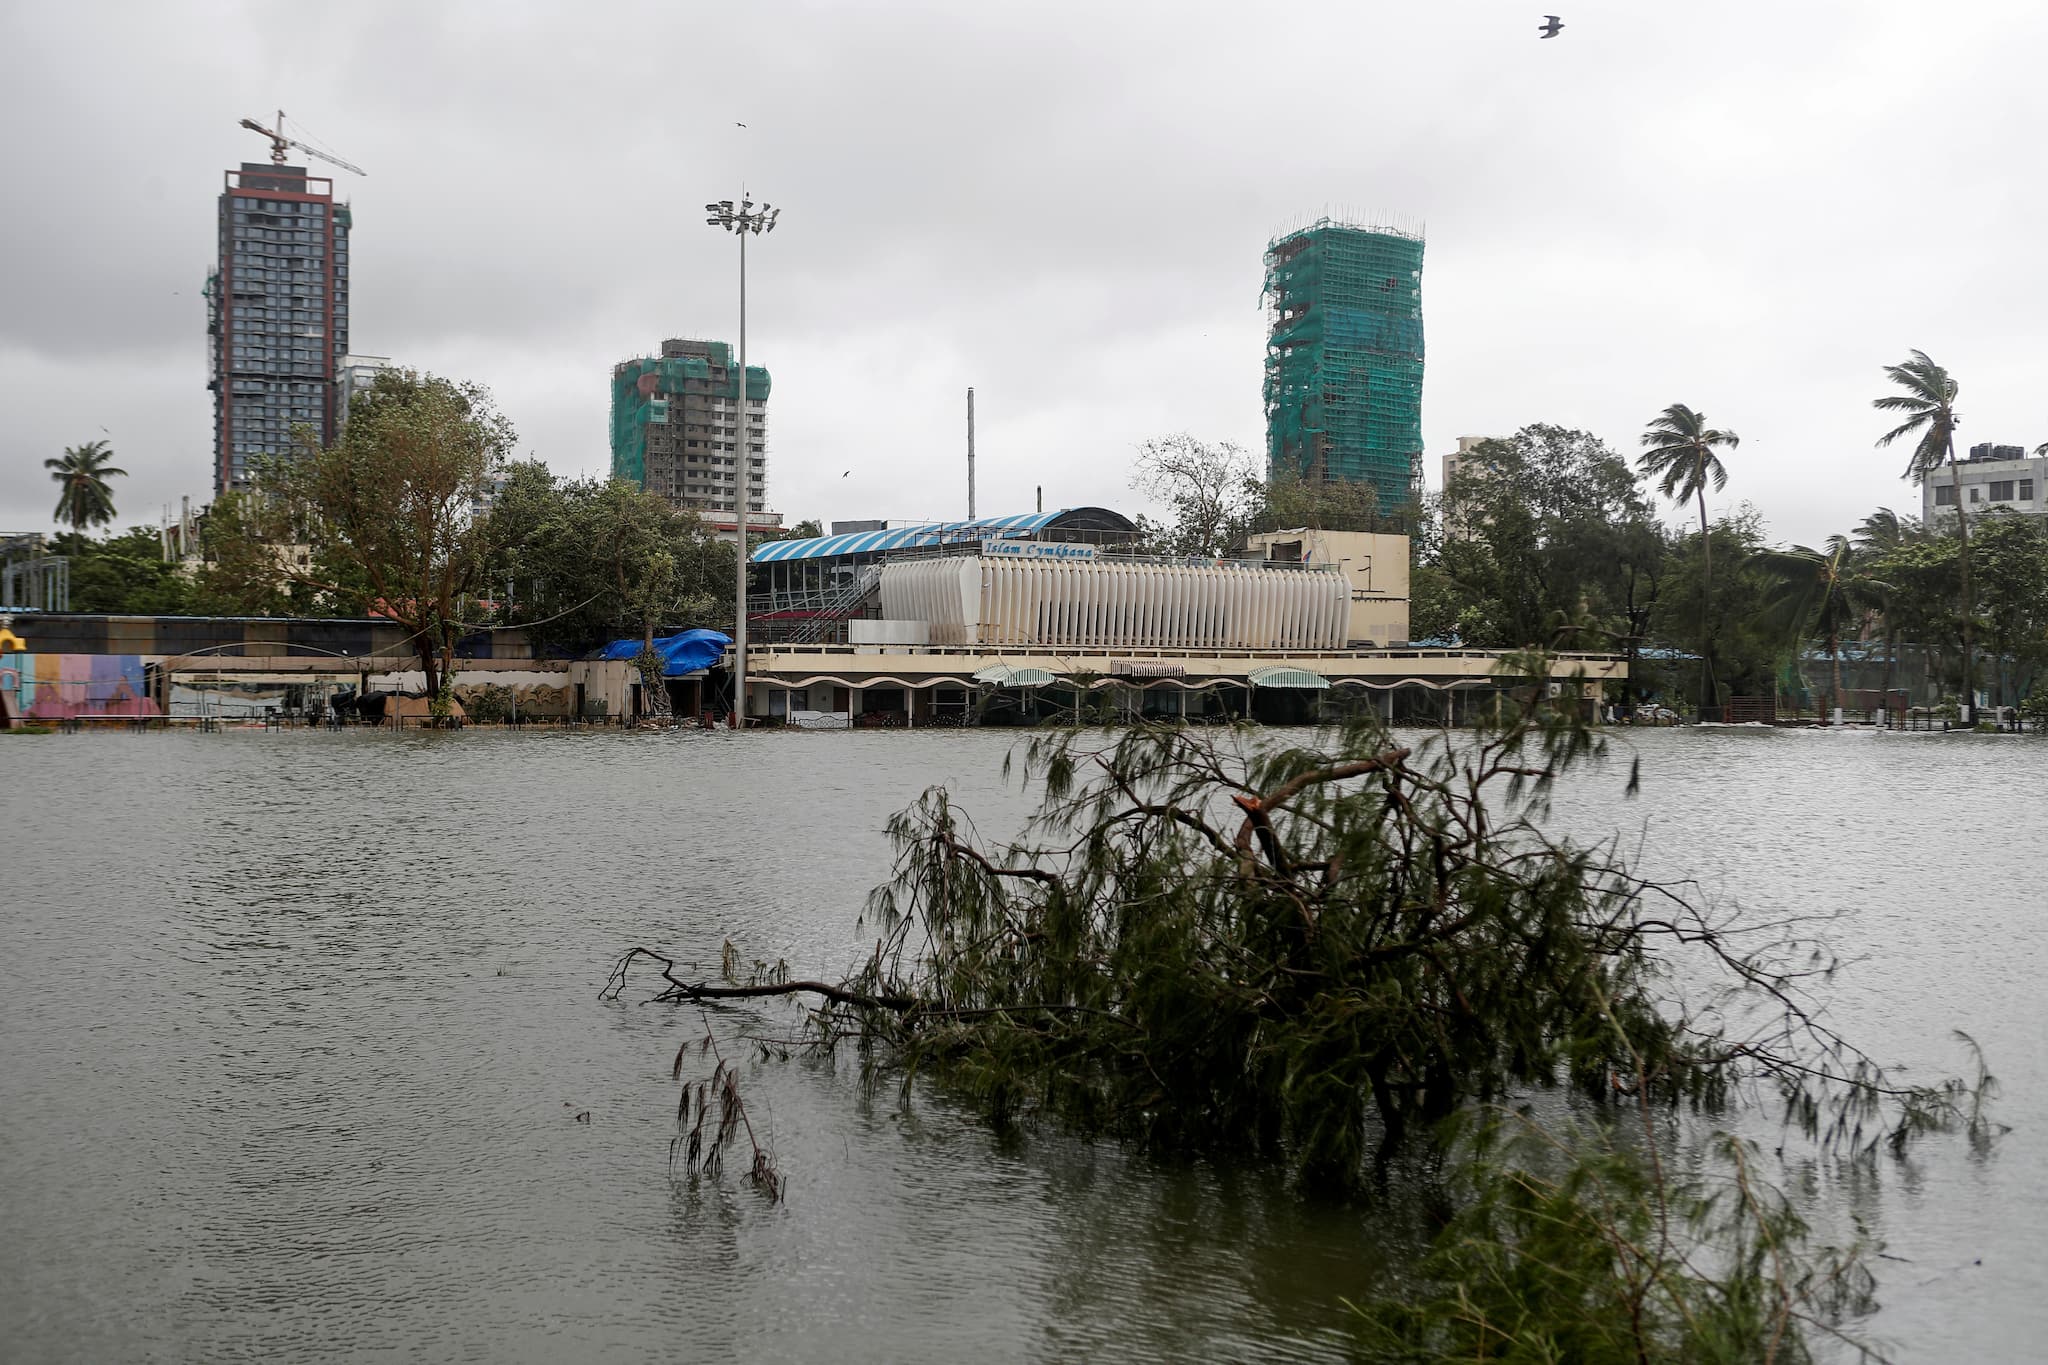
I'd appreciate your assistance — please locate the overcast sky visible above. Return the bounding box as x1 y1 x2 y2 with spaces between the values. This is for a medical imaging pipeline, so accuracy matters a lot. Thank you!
3 1 2043 546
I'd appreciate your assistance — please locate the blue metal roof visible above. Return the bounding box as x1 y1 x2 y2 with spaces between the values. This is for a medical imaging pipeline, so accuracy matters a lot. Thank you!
751 512 1064 563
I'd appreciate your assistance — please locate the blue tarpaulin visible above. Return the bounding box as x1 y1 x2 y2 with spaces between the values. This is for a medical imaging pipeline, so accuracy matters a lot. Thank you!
593 629 731 676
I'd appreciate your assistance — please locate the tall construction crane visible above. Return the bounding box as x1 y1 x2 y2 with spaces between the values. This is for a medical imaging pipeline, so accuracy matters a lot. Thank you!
238 110 366 176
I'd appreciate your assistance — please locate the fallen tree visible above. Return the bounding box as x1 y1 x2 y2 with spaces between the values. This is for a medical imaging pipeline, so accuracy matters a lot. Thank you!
604 649 1993 1358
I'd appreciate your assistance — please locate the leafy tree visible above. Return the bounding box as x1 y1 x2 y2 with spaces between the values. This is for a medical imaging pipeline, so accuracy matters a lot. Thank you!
1406 563 1466 646
206 370 514 710
485 464 732 659
1612 517 1671 716
779 518 823 541
1433 426 1650 651
49 527 193 615
1352 1117 1900 1363
1853 507 1924 703
1968 514 2048 707
1654 508 1781 708
1131 433 1419 559
1874 351 1974 704
1852 505 1920 555
1128 433 1261 557
1252 469 1384 535
1753 536 1873 711
1865 536 1964 701
46 440 127 533
1637 404 1739 710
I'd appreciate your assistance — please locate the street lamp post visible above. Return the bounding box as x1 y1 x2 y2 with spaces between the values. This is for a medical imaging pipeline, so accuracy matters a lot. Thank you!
705 194 780 728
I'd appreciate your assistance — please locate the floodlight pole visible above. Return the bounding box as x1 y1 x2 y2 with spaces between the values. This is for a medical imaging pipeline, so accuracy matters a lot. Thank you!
706 194 779 728
734 225 749 727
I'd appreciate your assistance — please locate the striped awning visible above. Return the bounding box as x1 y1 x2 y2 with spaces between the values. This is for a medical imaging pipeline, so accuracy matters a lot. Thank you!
1248 665 1330 690
751 512 1063 563
973 663 1058 688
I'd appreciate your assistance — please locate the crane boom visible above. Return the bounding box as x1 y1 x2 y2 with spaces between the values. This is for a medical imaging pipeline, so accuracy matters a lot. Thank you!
287 138 366 177
238 111 366 176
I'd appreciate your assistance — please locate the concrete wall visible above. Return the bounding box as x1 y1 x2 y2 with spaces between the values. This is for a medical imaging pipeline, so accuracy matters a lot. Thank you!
1246 530 1410 646
849 619 931 647
4 614 537 660
367 668 580 718
565 660 640 720
0 652 160 722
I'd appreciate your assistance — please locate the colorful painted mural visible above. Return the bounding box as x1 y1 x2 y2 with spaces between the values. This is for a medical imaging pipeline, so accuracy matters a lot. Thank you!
0 653 162 722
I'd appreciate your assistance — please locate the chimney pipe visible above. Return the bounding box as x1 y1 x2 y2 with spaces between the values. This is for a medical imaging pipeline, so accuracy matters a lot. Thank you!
966 387 976 520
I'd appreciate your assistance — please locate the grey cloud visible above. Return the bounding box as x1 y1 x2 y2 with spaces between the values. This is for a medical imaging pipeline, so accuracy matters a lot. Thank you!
3 0 2044 542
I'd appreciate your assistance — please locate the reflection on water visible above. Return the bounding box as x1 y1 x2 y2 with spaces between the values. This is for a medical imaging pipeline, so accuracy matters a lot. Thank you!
1 726 2042 1361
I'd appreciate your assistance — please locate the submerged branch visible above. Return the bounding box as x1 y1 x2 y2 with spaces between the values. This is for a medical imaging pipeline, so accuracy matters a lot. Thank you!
603 947 917 1013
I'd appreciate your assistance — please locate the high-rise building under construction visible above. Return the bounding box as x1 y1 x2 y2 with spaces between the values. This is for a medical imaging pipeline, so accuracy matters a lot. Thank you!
1262 219 1425 514
206 163 353 495
611 338 770 519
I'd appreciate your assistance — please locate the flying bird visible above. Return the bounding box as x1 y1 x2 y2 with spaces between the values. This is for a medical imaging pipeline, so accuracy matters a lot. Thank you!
1538 14 1563 38
841 470 850 478
735 122 747 128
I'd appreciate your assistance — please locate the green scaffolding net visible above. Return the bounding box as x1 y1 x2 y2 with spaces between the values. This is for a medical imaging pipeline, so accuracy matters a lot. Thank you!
1262 221 1425 513
609 344 772 487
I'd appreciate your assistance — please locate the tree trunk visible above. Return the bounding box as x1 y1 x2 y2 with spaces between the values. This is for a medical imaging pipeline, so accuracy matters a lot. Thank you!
1830 634 1843 720
1951 438 1975 712
1697 481 1714 719
414 629 442 728
636 619 675 725
1881 626 1896 718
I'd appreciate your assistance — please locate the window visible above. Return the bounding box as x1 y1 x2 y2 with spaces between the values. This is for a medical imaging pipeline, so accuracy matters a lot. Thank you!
2022 479 2036 501
1990 480 2015 501
1969 487 1982 503
1935 485 1958 506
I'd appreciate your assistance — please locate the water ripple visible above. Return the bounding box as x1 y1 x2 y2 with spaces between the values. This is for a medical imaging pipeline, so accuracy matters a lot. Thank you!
1 726 2041 1360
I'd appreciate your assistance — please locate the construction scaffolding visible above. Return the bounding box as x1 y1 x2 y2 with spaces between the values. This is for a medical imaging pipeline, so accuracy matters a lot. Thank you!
609 341 771 489
1262 219 1425 513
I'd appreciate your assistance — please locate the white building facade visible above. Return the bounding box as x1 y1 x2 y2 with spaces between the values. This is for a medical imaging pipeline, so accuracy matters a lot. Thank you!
1921 444 2047 524
879 553 1351 651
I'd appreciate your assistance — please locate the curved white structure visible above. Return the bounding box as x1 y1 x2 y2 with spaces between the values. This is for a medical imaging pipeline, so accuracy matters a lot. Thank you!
878 556 1348 650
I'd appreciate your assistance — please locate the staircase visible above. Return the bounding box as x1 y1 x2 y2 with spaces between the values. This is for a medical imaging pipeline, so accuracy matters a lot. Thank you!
751 564 883 645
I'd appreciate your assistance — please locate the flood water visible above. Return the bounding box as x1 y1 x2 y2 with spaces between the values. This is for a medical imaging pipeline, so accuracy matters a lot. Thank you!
1 726 2042 1362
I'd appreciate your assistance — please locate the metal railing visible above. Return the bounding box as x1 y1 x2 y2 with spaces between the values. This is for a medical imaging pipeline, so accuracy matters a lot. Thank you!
749 564 883 645
752 643 1625 662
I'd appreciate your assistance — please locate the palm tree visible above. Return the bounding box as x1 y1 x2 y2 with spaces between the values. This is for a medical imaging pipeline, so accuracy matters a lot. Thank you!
45 440 127 533
1851 506 1918 555
1754 536 1875 718
1638 404 1739 715
1873 351 1974 710
1852 507 1919 709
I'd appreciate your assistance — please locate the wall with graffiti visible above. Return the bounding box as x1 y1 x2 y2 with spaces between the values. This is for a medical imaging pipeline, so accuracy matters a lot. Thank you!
0 653 163 722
